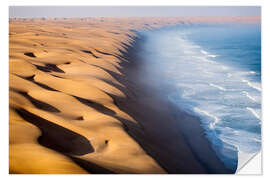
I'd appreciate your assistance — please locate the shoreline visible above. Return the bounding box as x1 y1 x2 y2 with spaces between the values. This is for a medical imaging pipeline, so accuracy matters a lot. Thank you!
9 17 259 173
110 34 234 173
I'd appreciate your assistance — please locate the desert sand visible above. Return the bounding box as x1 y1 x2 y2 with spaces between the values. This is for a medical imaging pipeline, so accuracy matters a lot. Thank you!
9 17 260 174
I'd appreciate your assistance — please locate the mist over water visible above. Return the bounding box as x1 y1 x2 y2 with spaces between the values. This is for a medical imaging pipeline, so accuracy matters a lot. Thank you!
137 24 261 171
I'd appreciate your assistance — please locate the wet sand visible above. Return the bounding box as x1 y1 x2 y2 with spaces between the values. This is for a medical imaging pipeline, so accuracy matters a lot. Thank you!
112 35 233 173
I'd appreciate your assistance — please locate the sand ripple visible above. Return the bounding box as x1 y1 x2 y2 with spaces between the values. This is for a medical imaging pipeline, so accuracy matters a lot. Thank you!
9 18 168 174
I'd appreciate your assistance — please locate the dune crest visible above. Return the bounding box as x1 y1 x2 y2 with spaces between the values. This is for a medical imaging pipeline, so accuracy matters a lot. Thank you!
9 18 168 174
9 17 259 174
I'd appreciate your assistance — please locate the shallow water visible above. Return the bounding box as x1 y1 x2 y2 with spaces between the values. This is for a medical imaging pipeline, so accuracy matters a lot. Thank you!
137 24 261 171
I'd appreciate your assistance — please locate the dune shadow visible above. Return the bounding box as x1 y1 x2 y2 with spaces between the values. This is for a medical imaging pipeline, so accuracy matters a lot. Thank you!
81 50 100 58
24 52 36 58
73 95 116 116
34 63 65 73
15 108 94 156
11 88 60 113
22 74 59 92
69 156 115 174
94 49 115 57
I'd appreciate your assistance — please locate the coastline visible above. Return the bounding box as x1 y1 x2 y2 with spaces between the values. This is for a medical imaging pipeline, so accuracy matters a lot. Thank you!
112 34 233 173
9 17 259 174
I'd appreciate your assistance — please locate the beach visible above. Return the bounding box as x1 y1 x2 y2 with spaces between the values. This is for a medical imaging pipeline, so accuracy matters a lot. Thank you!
9 17 259 174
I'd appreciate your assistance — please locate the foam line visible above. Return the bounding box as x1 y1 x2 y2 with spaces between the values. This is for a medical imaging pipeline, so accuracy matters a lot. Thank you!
242 91 257 102
194 107 220 129
246 107 260 119
242 79 262 92
209 83 226 91
200 50 208 55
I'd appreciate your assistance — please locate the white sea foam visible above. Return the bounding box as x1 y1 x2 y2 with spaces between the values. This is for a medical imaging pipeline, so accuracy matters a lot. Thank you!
219 130 261 154
200 49 217 57
209 83 226 91
208 54 217 58
242 91 257 102
246 107 260 119
242 79 262 92
192 56 214 63
200 50 208 55
142 28 261 169
194 107 220 129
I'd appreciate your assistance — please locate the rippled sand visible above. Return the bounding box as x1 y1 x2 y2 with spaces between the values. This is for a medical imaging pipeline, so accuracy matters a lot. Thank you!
9 17 259 174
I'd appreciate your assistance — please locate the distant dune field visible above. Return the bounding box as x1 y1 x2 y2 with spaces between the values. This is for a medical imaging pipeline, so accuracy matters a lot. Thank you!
9 17 260 174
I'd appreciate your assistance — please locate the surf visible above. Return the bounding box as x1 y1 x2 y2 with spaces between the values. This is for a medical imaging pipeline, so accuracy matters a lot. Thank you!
137 24 261 171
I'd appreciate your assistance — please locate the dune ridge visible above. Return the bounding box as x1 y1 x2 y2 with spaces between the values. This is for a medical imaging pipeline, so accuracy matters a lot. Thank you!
9 17 260 174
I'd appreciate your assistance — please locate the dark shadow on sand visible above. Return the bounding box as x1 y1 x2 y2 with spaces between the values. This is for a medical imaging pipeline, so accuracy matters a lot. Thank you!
15 108 94 156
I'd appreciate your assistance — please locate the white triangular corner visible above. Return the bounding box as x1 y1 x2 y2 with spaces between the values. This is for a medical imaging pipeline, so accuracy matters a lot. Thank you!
236 151 262 174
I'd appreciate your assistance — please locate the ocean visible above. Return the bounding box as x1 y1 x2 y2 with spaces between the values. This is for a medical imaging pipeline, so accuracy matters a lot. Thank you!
137 23 261 171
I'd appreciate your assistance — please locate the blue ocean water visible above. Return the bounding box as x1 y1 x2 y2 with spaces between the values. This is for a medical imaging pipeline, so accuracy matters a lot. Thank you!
138 24 261 171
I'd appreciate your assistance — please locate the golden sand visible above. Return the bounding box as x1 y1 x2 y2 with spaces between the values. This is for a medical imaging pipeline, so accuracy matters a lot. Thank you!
9 17 260 174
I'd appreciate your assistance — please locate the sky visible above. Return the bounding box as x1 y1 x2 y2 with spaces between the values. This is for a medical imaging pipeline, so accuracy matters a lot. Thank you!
9 6 261 18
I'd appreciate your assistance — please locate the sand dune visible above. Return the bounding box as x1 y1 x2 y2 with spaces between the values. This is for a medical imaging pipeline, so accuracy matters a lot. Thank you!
9 18 168 174
9 17 260 174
